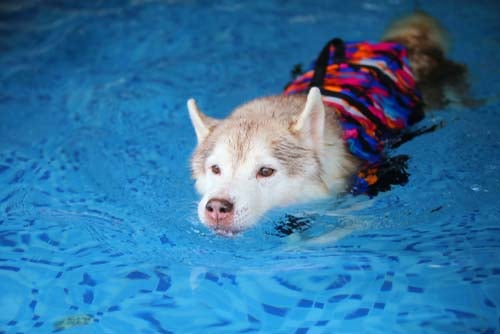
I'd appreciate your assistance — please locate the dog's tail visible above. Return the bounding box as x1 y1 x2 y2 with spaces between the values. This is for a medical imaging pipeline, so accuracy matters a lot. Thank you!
383 11 458 83
383 12 469 108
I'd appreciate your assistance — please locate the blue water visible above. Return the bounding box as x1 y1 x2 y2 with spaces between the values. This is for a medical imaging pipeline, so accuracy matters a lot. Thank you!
1 0 499 333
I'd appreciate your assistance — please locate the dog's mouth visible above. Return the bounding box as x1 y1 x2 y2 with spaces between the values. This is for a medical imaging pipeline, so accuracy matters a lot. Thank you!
213 226 242 237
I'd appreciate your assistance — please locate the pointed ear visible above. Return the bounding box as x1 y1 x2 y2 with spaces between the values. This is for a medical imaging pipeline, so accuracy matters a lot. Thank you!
291 87 325 147
187 98 218 144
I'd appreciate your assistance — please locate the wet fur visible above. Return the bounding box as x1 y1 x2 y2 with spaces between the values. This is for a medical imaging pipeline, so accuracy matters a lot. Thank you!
383 11 470 108
190 93 357 234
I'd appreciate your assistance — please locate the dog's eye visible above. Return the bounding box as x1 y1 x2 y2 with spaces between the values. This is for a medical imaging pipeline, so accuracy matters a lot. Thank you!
210 164 221 175
257 167 275 178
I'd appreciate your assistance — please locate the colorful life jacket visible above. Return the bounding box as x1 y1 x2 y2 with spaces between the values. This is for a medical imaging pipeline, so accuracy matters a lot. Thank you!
284 38 424 195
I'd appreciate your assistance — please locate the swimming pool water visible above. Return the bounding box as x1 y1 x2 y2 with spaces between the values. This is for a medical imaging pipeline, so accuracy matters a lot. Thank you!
1 0 499 333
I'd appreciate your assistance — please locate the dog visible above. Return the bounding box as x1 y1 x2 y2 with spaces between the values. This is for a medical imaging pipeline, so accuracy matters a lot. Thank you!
187 12 467 236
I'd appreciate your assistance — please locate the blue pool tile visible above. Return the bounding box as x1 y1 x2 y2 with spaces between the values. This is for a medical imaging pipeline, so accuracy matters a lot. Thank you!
484 298 496 308
314 302 325 309
326 274 351 290
135 312 173 334
156 277 171 292
159 234 175 246
273 276 302 292
328 294 349 303
79 273 97 287
380 280 392 291
344 308 369 320
1 191 16 205
38 171 50 180
247 314 260 324
204 272 219 282
207 319 231 328
20 234 30 245
29 300 37 311
344 264 361 271
0 265 20 272
262 303 288 317
108 305 120 312
10 169 25 184
297 299 314 308
417 258 432 264
446 309 477 319
67 264 84 271
407 286 424 293
222 273 237 285
83 290 94 304
126 271 150 280
0 234 16 247
480 329 495 334
315 320 329 326
38 233 59 246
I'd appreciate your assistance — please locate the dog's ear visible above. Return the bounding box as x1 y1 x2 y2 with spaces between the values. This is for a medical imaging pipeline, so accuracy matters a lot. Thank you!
292 87 325 147
187 98 218 144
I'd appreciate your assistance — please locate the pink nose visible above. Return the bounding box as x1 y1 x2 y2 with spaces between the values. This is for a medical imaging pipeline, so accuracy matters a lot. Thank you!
205 198 234 227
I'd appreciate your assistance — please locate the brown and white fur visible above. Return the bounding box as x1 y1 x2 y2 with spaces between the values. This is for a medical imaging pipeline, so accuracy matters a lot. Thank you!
383 11 468 108
187 12 465 235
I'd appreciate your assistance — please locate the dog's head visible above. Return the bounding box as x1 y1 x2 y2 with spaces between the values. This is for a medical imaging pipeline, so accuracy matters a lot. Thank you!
187 88 331 236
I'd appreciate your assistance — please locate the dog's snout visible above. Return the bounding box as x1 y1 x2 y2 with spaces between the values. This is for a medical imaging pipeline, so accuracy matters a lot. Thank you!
206 198 233 214
205 198 234 227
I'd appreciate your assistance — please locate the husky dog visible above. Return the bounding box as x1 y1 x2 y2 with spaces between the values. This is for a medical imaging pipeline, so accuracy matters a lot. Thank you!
187 12 466 236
